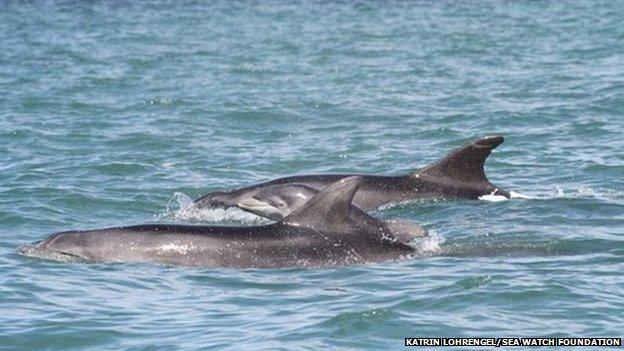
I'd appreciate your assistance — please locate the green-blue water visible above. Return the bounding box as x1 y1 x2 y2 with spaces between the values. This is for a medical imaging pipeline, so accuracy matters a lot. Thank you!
1 1 623 350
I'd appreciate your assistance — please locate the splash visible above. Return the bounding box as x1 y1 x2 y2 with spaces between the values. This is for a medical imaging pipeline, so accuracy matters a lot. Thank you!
415 229 445 255
478 188 534 202
437 236 564 258
478 193 509 202
410 229 569 258
509 190 532 199
556 186 624 203
160 192 270 225
515 186 624 203
477 187 624 203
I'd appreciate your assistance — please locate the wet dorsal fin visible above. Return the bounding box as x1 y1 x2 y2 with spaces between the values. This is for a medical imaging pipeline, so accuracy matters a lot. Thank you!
416 135 504 183
281 176 363 230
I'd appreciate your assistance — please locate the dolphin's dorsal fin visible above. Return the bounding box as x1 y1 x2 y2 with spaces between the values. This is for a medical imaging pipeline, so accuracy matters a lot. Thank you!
281 176 363 230
416 135 504 183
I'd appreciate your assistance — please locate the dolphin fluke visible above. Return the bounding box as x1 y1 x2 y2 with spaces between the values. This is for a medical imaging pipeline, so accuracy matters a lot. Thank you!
415 136 507 196
282 176 363 230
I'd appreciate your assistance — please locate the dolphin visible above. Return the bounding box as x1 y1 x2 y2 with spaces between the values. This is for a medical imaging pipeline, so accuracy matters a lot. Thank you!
195 135 510 220
235 182 425 243
21 177 425 268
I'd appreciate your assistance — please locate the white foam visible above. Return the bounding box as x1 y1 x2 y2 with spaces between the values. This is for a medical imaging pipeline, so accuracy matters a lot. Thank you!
479 189 535 202
160 192 270 225
509 190 532 199
478 194 509 202
529 186 624 202
416 230 445 254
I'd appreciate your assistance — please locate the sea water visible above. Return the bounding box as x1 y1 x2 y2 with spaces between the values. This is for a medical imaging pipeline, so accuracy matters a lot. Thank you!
1 1 623 350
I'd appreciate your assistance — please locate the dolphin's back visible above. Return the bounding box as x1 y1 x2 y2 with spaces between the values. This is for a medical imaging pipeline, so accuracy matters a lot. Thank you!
29 224 284 268
27 223 410 268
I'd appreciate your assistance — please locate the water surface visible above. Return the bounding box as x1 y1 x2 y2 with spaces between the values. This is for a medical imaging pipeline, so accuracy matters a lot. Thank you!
1 1 623 350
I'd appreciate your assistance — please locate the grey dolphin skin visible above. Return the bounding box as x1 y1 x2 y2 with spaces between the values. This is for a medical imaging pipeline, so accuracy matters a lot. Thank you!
234 182 425 244
195 135 510 220
22 177 425 268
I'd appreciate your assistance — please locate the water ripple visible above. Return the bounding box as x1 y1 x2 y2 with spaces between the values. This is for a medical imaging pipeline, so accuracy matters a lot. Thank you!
1 1 623 350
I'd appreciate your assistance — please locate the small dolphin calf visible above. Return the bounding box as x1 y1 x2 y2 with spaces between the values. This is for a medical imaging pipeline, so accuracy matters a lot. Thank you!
22 177 425 268
195 136 510 220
